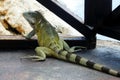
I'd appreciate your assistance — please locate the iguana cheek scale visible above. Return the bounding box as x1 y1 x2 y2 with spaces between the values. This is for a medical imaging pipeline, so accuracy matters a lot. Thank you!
21 11 120 77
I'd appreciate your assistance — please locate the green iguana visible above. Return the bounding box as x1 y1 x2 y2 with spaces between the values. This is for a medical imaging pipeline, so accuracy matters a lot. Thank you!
22 11 120 77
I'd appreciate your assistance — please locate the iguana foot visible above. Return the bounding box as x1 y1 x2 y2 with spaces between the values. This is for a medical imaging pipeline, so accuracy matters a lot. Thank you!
68 46 86 53
21 55 46 61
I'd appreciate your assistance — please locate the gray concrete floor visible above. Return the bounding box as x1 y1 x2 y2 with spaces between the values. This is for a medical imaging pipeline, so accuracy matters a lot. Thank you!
0 40 120 80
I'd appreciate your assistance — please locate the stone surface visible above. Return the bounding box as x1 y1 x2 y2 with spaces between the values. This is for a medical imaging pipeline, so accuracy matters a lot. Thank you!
0 40 120 80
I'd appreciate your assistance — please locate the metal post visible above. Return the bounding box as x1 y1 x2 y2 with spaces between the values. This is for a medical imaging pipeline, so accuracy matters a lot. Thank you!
85 0 112 27
85 0 112 49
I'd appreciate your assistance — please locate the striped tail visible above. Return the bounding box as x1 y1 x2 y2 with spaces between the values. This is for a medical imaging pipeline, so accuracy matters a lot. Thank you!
58 51 120 77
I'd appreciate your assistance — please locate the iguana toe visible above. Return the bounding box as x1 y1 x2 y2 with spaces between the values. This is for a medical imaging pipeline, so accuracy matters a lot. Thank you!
68 46 86 52
21 55 46 61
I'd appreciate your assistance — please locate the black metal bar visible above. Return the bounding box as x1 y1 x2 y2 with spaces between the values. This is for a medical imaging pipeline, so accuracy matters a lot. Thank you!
37 0 93 39
98 28 120 40
36 0 98 49
96 1 120 40
103 5 120 26
0 36 87 50
84 0 112 48
84 0 112 39
85 0 112 27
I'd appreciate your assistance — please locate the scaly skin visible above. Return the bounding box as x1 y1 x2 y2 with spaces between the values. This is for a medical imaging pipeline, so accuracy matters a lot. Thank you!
22 11 120 77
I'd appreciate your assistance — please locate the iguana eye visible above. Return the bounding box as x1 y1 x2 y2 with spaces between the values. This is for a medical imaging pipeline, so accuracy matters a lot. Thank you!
30 18 36 25
31 22 35 25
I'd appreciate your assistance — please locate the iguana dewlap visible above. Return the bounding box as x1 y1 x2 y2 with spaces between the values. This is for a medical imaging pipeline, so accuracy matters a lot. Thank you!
22 11 120 77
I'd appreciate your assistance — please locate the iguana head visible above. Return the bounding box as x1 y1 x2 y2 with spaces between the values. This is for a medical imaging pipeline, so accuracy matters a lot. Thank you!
23 11 43 27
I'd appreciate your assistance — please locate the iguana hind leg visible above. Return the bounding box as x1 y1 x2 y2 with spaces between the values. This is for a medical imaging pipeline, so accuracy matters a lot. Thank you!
21 55 45 61
21 47 56 61
31 47 47 61
62 40 86 53
29 47 53 61
68 46 87 52
21 48 46 61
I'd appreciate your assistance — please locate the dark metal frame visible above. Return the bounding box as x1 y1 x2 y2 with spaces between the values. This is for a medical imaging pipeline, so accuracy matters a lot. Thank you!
0 36 87 50
37 0 120 49
98 4 120 40
38 0 120 48
37 0 98 49
1 0 120 50
85 0 120 41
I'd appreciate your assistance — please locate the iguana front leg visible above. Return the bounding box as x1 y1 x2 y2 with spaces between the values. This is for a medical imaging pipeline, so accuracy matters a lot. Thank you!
24 29 36 39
